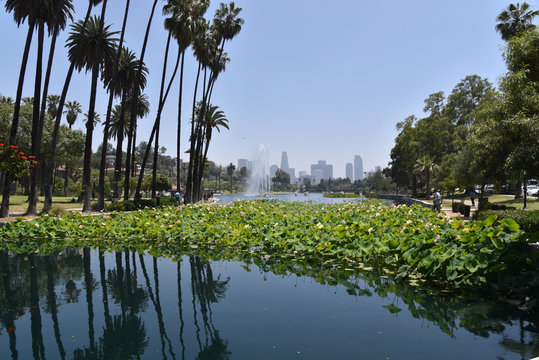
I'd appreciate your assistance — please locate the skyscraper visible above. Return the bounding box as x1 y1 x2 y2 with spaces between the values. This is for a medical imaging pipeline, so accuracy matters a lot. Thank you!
354 155 364 181
311 160 333 181
280 151 289 170
345 163 353 180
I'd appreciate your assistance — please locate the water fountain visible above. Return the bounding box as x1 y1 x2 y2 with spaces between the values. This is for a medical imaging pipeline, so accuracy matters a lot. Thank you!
245 144 270 195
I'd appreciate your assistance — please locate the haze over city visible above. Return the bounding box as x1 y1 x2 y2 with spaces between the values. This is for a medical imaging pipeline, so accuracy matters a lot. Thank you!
0 0 511 177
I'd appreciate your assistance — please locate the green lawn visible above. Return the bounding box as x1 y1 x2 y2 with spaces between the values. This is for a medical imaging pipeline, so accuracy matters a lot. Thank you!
2 195 112 213
442 194 539 211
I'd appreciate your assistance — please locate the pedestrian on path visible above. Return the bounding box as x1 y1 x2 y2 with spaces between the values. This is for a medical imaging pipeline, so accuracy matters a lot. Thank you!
433 190 442 212
470 188 476 206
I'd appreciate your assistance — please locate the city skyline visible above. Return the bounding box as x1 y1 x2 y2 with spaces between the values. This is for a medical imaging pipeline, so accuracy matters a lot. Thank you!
239 151 365 181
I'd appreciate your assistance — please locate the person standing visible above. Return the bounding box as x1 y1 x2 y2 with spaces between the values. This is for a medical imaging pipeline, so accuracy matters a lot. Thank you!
470 188 476 206
433 190 442 212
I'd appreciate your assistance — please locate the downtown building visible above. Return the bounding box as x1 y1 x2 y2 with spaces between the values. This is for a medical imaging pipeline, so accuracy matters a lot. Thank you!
354 155 364 181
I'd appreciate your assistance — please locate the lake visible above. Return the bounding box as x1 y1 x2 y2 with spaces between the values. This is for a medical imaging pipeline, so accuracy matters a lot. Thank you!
0 247 537 359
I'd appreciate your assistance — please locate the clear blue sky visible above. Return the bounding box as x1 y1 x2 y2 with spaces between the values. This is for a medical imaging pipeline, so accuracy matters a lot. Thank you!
0 0 515 177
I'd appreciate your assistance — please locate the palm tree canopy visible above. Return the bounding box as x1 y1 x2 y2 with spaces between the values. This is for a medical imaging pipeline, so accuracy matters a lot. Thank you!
212 1 244 43
65 100 82 127
163 0 209 52
108 105 129 140
125 93 150 119
496 2 539 41
45 0 75 36
47 94 61 118
105 47 148 97
413 155 439 175
66 15 119 75
205 105 229 132
192 25 217 68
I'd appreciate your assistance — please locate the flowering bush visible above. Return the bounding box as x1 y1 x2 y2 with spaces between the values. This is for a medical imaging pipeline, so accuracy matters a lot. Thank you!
0 136 37 180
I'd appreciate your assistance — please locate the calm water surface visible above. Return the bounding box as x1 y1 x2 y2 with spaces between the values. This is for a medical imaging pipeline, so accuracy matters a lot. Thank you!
0 248 537 359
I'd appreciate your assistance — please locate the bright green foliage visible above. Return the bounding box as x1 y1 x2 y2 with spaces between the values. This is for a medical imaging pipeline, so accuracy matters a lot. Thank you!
0 200 535 290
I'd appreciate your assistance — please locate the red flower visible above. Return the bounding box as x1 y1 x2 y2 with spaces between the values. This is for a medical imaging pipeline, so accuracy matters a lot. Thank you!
7 145 17 149
20 156 27 161
0 136 5 140
28 155 36 159
32 160 38 165
0 143 4 146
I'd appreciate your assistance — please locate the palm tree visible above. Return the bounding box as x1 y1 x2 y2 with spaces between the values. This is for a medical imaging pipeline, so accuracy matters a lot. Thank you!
108 105 128 140
1 0 39 217
414 155 439 200
26 0 75 216
496 2 538 41
44 0 104 210
97 0 131 210
164 0 209 196
65 100 82 128
46 94 61 119
124 93 149 199
126 0 160 199
106 47 146 200
187 3 243 203
66 14 118 212
199 104 228 178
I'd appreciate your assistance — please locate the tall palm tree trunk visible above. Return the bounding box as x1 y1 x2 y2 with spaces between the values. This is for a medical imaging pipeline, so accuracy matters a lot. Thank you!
45 3 95 209
151 115 160 199
185 62 202 204
192 72 213 202
26 22 45 215
130 126 137 177
29 25 59 214
98 0 131 210
176 51 185 194
0 20 35 218
82 66 100 212
124 0 158 200
113 94 127 200
135 33 179 199
123 111 136 200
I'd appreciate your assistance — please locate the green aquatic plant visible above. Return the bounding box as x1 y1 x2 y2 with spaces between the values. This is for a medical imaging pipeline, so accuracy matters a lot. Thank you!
0 200 536 290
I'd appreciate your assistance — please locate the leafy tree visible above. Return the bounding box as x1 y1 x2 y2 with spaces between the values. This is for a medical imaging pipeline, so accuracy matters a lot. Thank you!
272 168 290 191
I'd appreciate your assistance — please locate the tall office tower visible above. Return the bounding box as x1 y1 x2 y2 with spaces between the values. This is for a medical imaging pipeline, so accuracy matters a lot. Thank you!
346 163 353 180
238 159 248 170
354 155 364 181
281 151 289 170
311 160 333 180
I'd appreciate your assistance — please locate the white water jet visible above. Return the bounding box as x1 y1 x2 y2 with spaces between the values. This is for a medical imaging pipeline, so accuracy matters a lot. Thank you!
245 144 270 195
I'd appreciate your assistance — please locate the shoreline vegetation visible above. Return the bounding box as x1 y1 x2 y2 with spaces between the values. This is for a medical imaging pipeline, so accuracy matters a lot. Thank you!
1 200 537 311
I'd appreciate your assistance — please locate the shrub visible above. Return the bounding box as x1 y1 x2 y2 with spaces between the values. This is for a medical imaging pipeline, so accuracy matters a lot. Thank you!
451 202 470 217
134 199 156 209
475 210 539 234
160 196 178 206
122 200 136 211
48 206 67 217
106 201 125 212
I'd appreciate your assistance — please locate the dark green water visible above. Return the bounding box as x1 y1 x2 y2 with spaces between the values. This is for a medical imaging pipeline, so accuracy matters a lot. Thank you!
0 248 537 359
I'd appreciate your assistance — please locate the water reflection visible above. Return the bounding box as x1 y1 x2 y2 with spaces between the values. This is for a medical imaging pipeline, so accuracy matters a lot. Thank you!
0 248 537 359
